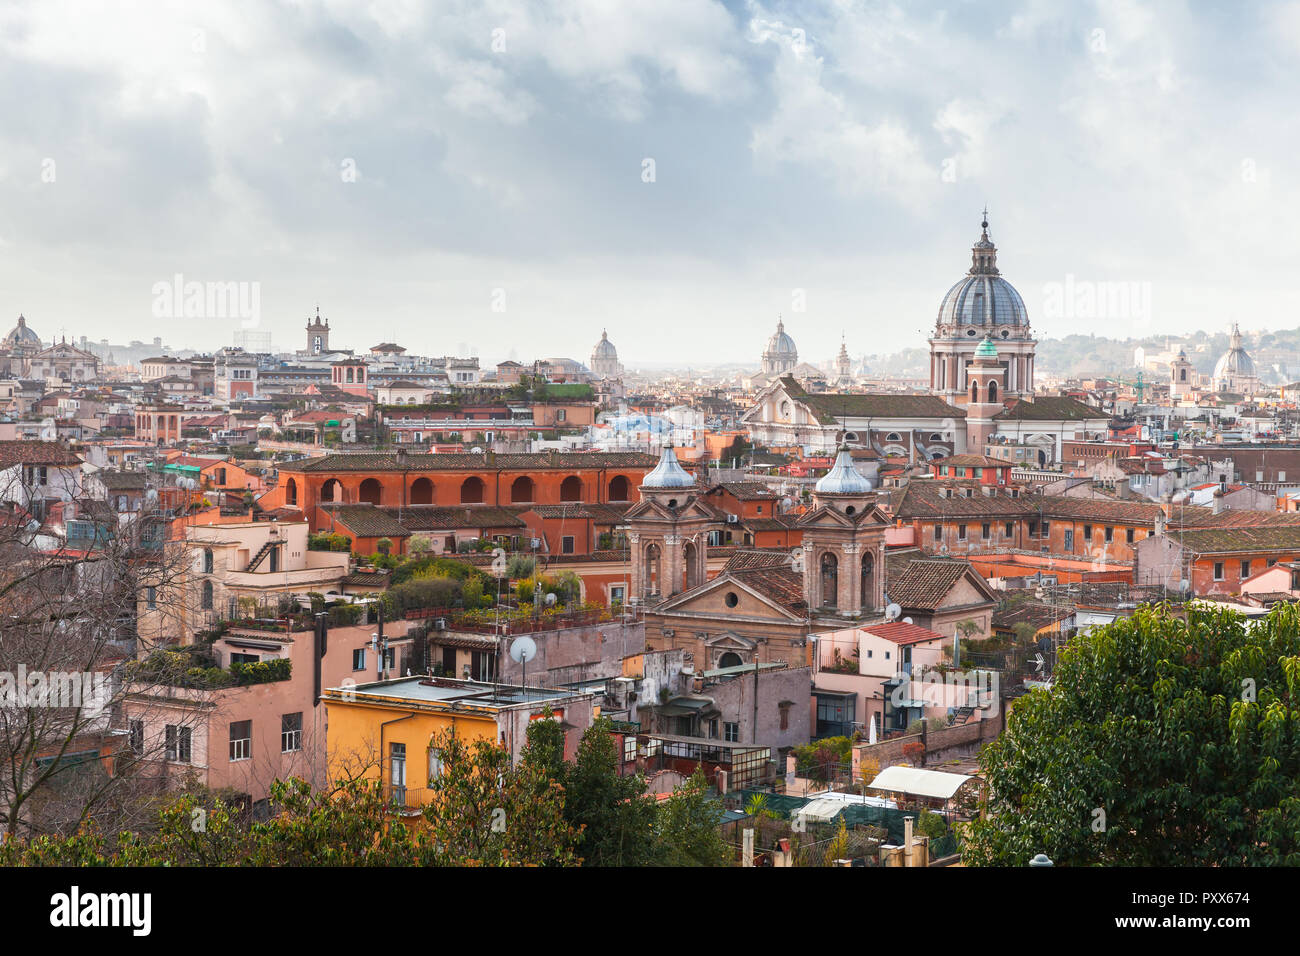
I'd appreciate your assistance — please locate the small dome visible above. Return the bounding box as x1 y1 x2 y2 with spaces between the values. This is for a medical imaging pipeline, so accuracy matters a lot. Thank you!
592 330 617 359
815 450 873 495
974 335 998 359
3 314 40 347
1213 325 1256 381
641 446 694 489
765 320 797 356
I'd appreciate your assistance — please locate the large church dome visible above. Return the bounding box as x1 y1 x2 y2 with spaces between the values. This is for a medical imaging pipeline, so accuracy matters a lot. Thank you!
3 314 40 348
761 319 798 374
1213 324 1256 382
935 217 1028 328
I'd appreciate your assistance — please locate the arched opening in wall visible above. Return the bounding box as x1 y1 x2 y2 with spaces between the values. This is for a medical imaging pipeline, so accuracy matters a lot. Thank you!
988 381 998 403
821 552 838 610
718 651 743 669
645 543 661 597
410 477 434 505
285 478 297 506
683 541 699 591
320 479 343 503
460 476 485 504
359 478 382 506
201 580 213 611
510 476 535 503
560 475 583 502
608 475 629 501
860 553 875 611
1180 368 1187 381
970 382 979 404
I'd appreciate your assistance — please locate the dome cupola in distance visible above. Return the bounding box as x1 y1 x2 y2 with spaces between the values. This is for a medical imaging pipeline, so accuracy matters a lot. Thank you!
928 210 1037 406
761 319 798 375
589 329 623 379
815 449 874 496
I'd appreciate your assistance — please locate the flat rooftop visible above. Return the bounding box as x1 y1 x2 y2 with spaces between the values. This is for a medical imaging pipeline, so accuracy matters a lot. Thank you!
324 675 585 709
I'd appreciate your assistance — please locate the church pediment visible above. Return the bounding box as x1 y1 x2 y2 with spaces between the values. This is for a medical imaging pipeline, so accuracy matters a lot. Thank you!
704 631 757 650
656 571 805 623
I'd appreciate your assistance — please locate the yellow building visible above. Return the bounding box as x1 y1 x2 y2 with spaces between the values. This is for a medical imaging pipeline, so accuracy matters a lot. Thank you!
322 676 599 808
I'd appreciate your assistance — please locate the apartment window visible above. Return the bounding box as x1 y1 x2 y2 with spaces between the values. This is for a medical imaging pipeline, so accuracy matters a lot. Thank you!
556 409 566 422
1029 521 1038 537
281 712 302 753
390 742 407 803
129 719 144 755
145 587 156 610
1105 527 1114 543
1281 471 1288 483
933 524 942 542
230 652 258 665
561 535 575 555
1005 522 1014 538
1041 521 1050 538
1240 560 1251 579
203 548 214 573
165 725 191 763
428 746 443 783
610 585 625 605
201 580 213 611
1257 470 1264 482
1083 524 1092 540
1213 562 1224 581
724 722 739 743
779 703 791 732
353 648 366 671
981 523 990 540
957 524 967 541
1126 528 1135 544
229 720 252 761
708 718 719 739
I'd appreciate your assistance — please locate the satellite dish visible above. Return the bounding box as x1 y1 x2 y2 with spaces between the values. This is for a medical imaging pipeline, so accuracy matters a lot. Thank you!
885 603 902 621
902 617 914 625
1178 579 1191 593
544 592 558 606
509 636 537 664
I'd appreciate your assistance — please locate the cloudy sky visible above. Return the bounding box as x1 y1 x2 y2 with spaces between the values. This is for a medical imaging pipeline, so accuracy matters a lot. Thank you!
1 0 1297 368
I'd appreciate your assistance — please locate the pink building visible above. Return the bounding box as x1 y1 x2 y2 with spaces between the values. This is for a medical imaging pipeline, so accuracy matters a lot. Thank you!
124 619 413 807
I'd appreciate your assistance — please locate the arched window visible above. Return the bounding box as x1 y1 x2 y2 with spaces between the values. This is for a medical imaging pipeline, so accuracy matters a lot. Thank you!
718 651 743 669
885 433 902 443
608 475 630 501
410 477 434 505
988 381 998 403
683 541 700 591
644 543 661 597
820 552 838 609
321 478 342 503
460 476 485 504
359 478 382 505
510 476 535 503
285 478 297 506
560 475 583 502
202 549 213 574
201 580 213 611
971 381 980 404
860 552 875 611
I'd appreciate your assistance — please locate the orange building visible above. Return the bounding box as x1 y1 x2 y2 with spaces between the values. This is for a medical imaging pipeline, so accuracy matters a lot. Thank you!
276 450 658 535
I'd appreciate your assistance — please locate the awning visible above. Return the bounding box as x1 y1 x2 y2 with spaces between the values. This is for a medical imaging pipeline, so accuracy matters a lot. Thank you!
795 798 847 824
866 766 977 801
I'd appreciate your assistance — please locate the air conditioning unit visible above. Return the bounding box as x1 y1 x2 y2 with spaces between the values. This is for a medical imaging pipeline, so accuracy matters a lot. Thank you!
663 628 675 637
726 514 739 523
434 617 447 630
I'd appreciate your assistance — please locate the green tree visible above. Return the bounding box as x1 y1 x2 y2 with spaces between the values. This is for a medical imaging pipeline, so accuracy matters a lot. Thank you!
424 729 578 866
654 770 729 866
564 718 658 866
966 603 1300 866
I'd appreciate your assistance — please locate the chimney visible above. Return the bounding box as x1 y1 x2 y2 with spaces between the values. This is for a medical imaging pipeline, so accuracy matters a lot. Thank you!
904 815 915 868
1212 488 1225 514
